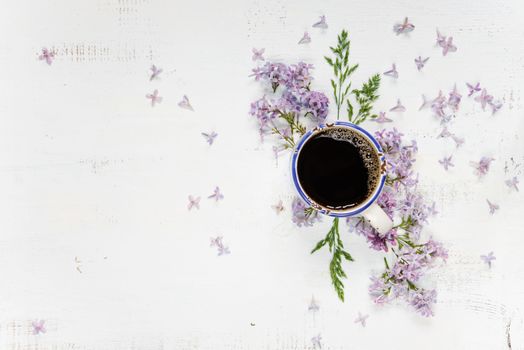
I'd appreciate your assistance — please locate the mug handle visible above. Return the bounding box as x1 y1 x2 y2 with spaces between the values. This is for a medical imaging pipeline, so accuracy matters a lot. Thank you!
361 203 393 235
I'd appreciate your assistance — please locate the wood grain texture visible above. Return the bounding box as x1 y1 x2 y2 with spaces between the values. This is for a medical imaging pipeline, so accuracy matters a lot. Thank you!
0 0 523 348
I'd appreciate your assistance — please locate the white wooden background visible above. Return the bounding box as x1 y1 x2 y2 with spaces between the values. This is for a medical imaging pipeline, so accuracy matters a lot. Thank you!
1 0 523 349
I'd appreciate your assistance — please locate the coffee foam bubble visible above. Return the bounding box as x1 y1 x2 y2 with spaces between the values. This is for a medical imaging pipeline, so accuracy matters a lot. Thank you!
318 127 381 201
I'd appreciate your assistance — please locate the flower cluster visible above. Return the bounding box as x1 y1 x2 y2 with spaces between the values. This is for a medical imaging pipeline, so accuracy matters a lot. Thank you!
250 61 329 145
291 197 322 227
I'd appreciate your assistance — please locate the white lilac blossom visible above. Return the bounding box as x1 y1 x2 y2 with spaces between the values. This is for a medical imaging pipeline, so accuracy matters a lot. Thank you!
291 197 321 227
201 131 218 145
32 320 46 335
208 186 224 202
470 157 495 178
486 199 499 214
371 111 392 123
210 236 230 256
178 95 194 111
466 82 481 96
39 48 55 65
146 89 162 107
149 64 162 81
298 32 311 44
354 312 369 327
272 200 284 214
312 15 328 29
383 63 398 78
480 252 496 268
389 99 406 112
252 48 265 61
439 155 454 171
393 17 415 35
414 56 429 71
505 176 519 191
187 195 200 210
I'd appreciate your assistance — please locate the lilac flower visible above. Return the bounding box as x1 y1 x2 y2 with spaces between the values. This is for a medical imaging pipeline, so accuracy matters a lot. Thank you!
39 48 55 65
466 82 481 97
250 62 292 91
354 312 369 327
272 199 284 214
252 48 265 61
377 187 397 218
187 195 200 210
505 176 519 191
298 32 311 44
480 251 496 268
208 186 224 202
448 85 462 111
489 100 503 115
210 236 230 256
312 15 328 29
449 134 463 148
289 62 314 90
383 64 398 79
178 95 194 111
422 238 448 261
393 17 415 35
353 220 397 252
437 126 451 138
303 91 329 122
372 112 392 123
311 334 322 349
474 89 493 110
291 197 321 227
32 320 46 335
470 157 495 178
146 89 162 107
368 276 390 304
419 94 432 110
201 131 218 145
149 64 162 81
390 99 406 112
409 289 437 317
439 156 454 171
441 37 457 56
308 296 320 312
436 29 446 46
486 199 499 214
414 56 429 71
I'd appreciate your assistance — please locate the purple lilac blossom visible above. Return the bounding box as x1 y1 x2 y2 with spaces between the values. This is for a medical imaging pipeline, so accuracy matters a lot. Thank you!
439 156 454 170
187 195 200 210
146 89 162 107
178 95 193 111
252 48 265 61
466 82 481 96
389 99 406 112
383 64 398 78
409 289 437 317
32 320 46 335
354 312 369 327
470 157 495 178
372 111 392 123
298 32 311 44
291 197 321 227
505 177 519 191
480 252 496 268
208 186 224 202
149 65 162 81
39 48 55 65
303 91 329 122
486 199 499 214
414 56 429 71
475 89 493 110
393 17 415 35
312 15 328 29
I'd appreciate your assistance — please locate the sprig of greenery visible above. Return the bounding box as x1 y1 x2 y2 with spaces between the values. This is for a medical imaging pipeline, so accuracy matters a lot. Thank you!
325 30 381 124
311 218 354 301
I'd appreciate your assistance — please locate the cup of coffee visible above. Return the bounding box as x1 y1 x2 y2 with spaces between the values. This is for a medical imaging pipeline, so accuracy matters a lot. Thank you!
291 121 392 234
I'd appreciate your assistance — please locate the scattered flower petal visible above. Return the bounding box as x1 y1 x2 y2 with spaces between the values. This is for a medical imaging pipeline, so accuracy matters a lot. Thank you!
272 200 285 214
393 17 415 35
414 56 429 71
298 32 311 44
145 89 162 107
488 100 503 115
354 312 369 327
32 320 46 335
178 95 194 111
372 111 392 123
208 186 224 202
312 15 328 29
201 131 218 145
252 48 265 61
474 89 493 110
308 296 320 312
439 156 454 171
486 199 499 215
480 252 496 268
39 48 55 65
187 195 200 210
149 64 162 81
383 63 398 79
436 29 446 46
441 37 457 56
447 84 462 111
210 236 230 256
505 176 519 191
390 99 406 112
470 157 495 178
437 126 451 138
466 82 481 97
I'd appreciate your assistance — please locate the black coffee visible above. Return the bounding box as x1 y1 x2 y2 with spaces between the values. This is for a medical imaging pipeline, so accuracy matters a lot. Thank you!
296 127 380 209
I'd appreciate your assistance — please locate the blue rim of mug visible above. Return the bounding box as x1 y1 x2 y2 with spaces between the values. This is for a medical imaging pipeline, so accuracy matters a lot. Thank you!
291 121 387 217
